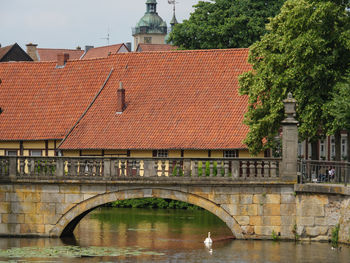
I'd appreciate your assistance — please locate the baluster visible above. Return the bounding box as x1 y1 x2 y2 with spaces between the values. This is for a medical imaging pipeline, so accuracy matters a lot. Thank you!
19 158 25 176
249 162 255 177
96 160 101 177
42 159 47 176
73 160 77 176
172 161 177 176
37 160 43 176
114 160 120 177
271 161 277 178
27 159 33 176
217 161 222 177
257 161 263 178
241 161 248 178
264 162 270 177
128 160 134 177
88 161 94 176
209 161 214 177
154 160 158 177
224 160 229 177
82 160 87 176
70 160 76 177
51 159 56 176
121 160 126 177
169 161 174 177
161 160 166 177
193 160 198 177
136 160 140 177
66 160 71 176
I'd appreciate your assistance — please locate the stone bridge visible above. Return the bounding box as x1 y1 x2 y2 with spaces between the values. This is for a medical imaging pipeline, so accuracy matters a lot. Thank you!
0 156 349 244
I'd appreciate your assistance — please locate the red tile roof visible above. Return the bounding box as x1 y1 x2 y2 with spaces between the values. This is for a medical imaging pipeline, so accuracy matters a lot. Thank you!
59 49 251 150
0 59 116 140
81 44 128 60
136 44 177 52
0 49 251 149
37 48 84 61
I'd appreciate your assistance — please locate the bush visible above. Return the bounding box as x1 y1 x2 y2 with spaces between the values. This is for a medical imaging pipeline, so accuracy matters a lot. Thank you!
110 198 202 210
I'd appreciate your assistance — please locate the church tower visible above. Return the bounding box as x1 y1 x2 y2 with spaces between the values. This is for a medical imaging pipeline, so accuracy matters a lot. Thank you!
132 0 168 51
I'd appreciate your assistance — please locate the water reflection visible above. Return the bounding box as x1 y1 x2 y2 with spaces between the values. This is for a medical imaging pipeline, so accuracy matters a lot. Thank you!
0 207 349 262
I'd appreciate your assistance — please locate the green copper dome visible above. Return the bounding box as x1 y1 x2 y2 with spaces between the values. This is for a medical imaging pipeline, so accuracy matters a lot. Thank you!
133 0 167 35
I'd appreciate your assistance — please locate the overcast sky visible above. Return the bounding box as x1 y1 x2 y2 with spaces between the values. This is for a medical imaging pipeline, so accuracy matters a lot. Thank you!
0 0 203 50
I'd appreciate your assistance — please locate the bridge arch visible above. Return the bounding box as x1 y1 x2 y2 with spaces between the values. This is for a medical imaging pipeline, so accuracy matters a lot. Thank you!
50 188 244 238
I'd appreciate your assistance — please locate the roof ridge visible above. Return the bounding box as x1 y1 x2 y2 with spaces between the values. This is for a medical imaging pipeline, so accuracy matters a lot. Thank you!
87 44 123 50
38 48 83 51
57 68 114 149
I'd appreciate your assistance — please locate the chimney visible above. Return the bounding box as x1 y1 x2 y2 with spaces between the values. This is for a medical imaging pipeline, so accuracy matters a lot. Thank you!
125 42 132 52
26 43 39 61
85 45 94 52
116 82 126 113
57 53 69 67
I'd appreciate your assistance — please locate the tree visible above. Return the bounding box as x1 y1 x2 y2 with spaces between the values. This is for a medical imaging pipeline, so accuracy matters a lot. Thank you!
168 0 285 49
323 78 350 160
239 0 350 156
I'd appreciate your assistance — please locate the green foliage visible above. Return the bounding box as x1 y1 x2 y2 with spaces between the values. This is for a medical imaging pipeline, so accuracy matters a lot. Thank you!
323 78 350 135
292 224 300 242
110 198 202 210
272 230 279 241
172 165 184 176
239 0 350 154
331 224 340 247
168 0 285 49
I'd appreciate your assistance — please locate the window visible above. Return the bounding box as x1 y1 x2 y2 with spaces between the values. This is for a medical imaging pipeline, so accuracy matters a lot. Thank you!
319 140 325 158
157 150 168 158
6 150 17 156
223 150 238 158
298 142 303 157
144 37 152 44
153 150 168 158
341 138 347 157
331 137 335 158
30 150 42 157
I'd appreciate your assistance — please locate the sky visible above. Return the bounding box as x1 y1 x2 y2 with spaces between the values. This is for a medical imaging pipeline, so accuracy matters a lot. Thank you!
0 0 203 51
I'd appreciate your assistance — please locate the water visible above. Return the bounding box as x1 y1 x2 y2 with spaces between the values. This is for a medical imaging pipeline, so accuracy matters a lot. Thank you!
0 207 349 262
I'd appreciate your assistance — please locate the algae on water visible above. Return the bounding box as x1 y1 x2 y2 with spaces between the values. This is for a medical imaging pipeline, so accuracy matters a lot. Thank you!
0 246 164 259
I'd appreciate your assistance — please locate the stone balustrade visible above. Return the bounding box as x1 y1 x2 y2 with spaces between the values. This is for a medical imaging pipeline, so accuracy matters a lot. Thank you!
0 156 281 181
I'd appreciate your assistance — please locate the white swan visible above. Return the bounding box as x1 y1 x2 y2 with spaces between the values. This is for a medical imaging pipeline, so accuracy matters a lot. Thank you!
204 232 213 245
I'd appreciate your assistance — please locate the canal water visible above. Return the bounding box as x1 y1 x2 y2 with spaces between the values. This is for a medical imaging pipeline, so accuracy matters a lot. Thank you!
0 207 349 262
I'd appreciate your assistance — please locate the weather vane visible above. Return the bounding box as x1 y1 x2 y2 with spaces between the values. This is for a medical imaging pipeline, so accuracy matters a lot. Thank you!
168 0 178 13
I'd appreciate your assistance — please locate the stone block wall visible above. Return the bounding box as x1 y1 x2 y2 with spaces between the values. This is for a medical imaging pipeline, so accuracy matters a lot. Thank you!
295 185 350 244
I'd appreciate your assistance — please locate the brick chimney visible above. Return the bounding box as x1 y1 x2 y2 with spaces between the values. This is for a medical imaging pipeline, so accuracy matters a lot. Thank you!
26 43 39 61
57 53 69 67
116 82 126 113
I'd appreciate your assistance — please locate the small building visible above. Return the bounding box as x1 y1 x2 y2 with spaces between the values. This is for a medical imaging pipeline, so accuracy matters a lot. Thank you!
81 43 129 60
26 43 129 61
26 43 84 62
0 43 33 62
132 0 168 51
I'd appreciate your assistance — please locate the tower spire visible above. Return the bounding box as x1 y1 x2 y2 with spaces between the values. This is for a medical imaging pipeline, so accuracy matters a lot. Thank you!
168 0 178 27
